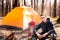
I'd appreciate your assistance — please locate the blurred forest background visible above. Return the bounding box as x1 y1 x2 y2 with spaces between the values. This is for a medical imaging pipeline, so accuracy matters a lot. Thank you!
0 0 59 17
0 0 60 23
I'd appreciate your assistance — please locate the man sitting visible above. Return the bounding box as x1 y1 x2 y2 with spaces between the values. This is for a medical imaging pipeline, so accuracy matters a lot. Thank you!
32 15 57 40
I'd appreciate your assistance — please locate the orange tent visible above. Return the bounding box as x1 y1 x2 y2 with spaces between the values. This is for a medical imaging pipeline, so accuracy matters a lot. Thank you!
0 6 42 30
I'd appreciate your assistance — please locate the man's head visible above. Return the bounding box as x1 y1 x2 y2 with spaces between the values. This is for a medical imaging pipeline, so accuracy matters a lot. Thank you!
41 14 47 23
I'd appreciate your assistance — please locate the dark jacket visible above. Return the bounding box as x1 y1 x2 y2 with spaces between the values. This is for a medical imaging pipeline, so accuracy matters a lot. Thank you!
34 20 57 35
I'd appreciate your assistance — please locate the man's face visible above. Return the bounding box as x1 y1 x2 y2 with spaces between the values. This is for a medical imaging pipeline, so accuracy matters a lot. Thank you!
41 16 46 23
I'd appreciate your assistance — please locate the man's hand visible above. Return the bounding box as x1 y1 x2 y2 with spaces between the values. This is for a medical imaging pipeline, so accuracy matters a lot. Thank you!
42 32 48 37
36 32 43 39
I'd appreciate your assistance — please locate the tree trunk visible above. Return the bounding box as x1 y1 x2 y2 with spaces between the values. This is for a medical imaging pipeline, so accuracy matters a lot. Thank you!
49 0 51 17
13 0 17 8
59 0 60 18
24 0 26 6
57 0 60 23
15 0 17 7
34 0 36 10
10 0 13 9
52 0 56 18
5 0 8 15
41 0 44 13
34 0 37 11
31 0 33 8
37 0 38 12
22 0 24 6
17 0 20 7
2 0 4 16
9 0 11 12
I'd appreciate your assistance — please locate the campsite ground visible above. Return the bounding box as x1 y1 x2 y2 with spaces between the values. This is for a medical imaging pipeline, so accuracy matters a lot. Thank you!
0 17 60 40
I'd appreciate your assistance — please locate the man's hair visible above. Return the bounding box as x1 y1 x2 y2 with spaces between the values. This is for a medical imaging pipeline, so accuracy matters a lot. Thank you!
47 18 50 21
40 14 43 16
40 14 46 17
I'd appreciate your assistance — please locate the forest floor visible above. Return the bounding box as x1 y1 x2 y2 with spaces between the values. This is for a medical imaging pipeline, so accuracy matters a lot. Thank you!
0 17 60 40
